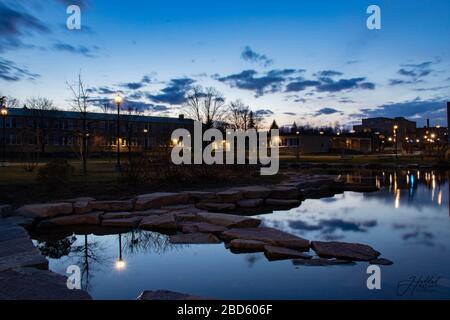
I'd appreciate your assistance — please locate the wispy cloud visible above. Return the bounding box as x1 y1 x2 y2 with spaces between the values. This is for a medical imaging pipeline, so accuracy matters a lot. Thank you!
241 46 274 68
0 57 40 82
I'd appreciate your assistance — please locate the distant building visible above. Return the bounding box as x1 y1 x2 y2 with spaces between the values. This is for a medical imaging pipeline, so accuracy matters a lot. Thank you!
0 107 194 155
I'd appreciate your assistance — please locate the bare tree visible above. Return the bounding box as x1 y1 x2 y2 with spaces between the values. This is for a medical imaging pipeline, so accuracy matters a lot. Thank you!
67 73 90 175
228 100 251 130
26 97 57 154
184 86 227 129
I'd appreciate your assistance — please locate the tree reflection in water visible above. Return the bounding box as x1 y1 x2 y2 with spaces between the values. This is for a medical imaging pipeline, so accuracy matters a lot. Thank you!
122 229 185 256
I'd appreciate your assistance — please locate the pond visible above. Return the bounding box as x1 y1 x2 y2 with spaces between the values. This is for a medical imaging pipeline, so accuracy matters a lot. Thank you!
32 170 450 300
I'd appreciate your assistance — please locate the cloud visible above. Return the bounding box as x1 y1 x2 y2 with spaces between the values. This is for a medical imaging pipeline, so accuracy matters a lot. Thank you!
316 77 375 92
52 42 98 57
217 69 297 97
147 78 195 105
289 218 377 234
390 60 440 86
87 86 116 95
120 82 145 90
285 79 321 92
314 107 341 116
0 57 40 81
254 109 274 117
241 46 273 67
315 70 343 77
0 2 50 52
358 98 449 125
283 112 297 116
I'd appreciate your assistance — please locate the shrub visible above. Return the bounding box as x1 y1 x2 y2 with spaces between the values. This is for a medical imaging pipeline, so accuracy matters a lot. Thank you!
37 159 75 190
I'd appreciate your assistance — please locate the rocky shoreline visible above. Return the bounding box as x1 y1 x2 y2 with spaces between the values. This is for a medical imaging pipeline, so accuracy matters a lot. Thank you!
0 173 392 300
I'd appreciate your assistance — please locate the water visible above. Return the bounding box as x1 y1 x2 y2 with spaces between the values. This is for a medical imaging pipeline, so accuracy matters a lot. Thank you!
33 170 450 299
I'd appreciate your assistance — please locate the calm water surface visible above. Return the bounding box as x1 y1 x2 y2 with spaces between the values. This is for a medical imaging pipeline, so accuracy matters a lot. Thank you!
34 170 450 299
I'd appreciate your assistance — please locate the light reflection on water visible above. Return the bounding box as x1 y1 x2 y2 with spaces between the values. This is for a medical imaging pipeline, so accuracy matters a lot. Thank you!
34 170 450 300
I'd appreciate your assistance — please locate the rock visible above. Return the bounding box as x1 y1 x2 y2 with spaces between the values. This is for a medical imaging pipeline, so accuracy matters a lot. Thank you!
0 204 12 215
197 212 261 228
292 258 355 266
196 202 236 212
222 227 310 250
237 198 264 208
169 233 221 244
37 212 101 228
139 214 177 230
0 267 91 300
59 197 96 203
229 239 266 252
311 241 381 261
265 199 301 207
102 210 167 220
161 204 197 211
90 200 134 212
101 217 142 228
264 245 312 261
183 191 217 202
216 190 243 203
301 186 336 199
135 192 190 210
0 223 48 271
174 213 203 223
15 203 73 219
369 258 393 266
73 201 92 214
233 186 271 199
269 186 300 200
137 290 209 300
180 222 226 234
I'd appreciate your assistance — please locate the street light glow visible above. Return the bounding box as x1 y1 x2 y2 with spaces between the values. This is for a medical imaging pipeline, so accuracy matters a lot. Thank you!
115 259 126 270
114 94 123 105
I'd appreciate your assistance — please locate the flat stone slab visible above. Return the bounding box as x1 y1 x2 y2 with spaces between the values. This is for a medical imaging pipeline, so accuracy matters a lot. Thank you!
137 290 209 300
73 201 92 214
232 186 271 199
196 202 236 212
197 212 261 228
216 190 243 203
369 258 393 265
292 258 356 266
264 245 312 261
269 186 300 200
183 191 217 201
135 192 190 210
90 200 134 212
265 199 301 206
139 214 177 230
311 241 381 261
222 227 310 250
102 210 168 220
161 204 197 211
37 212 101 228
169 233 221 244
0 267 91 300
15 203 73 219
180 222 227 234
229 239 266 252
237 198 264 208
101 217 142 228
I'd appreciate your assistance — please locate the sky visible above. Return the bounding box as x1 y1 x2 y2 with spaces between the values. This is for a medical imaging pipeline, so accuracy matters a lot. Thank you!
1 0 449 128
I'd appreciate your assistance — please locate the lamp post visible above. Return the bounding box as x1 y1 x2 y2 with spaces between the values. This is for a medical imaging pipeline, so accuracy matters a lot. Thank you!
393 125 398 159
0 97 7 165
296 131 300 162
115 233 126 270
114 94 123 171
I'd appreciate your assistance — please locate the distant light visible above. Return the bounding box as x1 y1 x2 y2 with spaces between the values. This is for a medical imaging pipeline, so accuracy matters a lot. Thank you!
114 94 123 105
430 133 436 139
296 131 300 135
416 139 420 143
0 108 7 116
143 129 148 133
393 125 398 130
115 259 126 270
436 125 441 129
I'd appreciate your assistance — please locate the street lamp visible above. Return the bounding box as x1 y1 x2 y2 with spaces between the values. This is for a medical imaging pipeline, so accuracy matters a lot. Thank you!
393 125 398 159
115 233 126 271
296 131 300 161
114 94 123 171
1 97 8 165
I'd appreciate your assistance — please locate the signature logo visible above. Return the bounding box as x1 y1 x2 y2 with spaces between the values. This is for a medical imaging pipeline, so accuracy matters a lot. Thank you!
397 275 441 296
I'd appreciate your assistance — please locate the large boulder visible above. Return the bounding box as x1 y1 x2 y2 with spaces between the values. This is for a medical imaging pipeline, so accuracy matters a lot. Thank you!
237 199 264 208
139 214 177 230
37 212 101 228
265 199 301 207
101 217 142 228
229 239 266 252
197 212 261 228
137 290 209 300
0 267 91 300
264 245 312 261
90 200 134 212
269 186 300 200
311 241 381 261
183 191 217 202
232 186 271 199
215 190 242 203
134 193 190 210
15 203 73 219
73 201 92 214
222 227 310 250
169 233 221 244
180 222 226 234
195 202 236 212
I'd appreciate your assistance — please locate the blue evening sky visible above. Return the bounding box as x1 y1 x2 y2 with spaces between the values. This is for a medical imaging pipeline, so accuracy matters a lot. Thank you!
1 0 449 127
